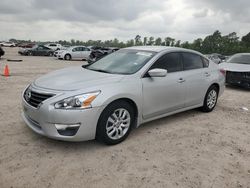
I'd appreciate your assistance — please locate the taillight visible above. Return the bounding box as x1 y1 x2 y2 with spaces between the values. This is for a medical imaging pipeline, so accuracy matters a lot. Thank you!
220 69 226 76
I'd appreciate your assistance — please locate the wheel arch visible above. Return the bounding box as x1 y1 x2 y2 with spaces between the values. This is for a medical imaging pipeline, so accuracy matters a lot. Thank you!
210 83 220 93
98 97 139 129
64 53 72 60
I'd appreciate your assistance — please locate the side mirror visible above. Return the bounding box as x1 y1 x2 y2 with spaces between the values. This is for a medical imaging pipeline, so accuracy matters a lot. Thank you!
148 68 167 77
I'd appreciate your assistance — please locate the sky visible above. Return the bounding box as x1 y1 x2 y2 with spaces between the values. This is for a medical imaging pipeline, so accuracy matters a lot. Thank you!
0 0 250 42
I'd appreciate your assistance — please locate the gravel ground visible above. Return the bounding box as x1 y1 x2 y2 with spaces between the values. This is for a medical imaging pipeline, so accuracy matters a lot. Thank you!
0 47 250 188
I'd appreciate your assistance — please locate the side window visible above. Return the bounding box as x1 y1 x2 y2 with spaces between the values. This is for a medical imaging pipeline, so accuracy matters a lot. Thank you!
150 53 182 73
72 47 80 52
84 48 90 51
182 53 204 70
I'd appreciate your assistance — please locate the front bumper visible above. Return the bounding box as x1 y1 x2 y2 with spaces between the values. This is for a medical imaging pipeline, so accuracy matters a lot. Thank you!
22 92 104 142
226 71 250 88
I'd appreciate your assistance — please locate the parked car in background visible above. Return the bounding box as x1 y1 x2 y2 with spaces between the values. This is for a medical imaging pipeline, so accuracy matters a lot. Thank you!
55 46 91 60
18 45 54 56
18 43 36 48
89 47 120 63
0 47 5 58
220 53 250 88
206 53 225 64
22 46 225 145
45 43 62 51
0 41 16 47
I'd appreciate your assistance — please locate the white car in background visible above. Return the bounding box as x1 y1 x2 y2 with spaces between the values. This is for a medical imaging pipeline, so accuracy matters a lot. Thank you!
55 46 91 61
45 43 62 51
0 41 16 47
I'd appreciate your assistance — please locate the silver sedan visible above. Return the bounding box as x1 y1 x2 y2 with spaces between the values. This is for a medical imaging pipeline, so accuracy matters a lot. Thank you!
22 46 225 145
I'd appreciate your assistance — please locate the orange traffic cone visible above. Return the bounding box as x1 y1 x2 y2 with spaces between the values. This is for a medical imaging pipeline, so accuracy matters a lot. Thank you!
3 65 10 77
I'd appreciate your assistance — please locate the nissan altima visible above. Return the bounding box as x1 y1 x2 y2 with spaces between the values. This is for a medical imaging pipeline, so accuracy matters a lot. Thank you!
22 46 225 145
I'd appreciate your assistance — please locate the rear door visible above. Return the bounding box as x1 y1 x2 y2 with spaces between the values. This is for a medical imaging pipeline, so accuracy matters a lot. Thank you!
181 52 211 107
142 52 186 119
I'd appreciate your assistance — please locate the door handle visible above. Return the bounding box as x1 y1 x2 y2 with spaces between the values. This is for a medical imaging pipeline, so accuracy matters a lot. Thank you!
205 72 211 77
178 78 186 83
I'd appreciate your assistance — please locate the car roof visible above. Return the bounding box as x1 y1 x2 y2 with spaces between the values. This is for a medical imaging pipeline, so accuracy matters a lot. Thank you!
125 46 202 55
69 46 86 48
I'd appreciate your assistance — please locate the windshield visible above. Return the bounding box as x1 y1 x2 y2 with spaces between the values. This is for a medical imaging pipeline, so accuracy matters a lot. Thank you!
228 54 250 65
85 49 156 75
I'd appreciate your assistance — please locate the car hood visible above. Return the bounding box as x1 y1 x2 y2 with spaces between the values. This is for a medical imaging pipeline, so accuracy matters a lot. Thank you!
220 63 250 72
34 66 125 91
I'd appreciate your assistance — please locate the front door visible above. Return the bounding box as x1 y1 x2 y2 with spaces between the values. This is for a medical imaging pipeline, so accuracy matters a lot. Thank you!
71 47 82 59
142 52 186 119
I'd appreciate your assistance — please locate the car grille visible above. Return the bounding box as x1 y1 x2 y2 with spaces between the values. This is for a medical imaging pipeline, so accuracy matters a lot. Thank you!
24 89 55 108
226 71 250 82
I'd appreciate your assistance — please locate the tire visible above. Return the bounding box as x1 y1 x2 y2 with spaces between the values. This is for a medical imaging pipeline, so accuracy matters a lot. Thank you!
201 85 218 112
48 52 54 56
96 101 135 145
64 54 71 60
28 51 33 56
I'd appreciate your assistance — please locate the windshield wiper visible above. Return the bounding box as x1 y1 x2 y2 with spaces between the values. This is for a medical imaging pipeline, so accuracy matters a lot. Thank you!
88 68 111 74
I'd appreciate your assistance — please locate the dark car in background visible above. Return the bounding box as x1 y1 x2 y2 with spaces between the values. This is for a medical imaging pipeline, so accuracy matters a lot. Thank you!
18 45 54 56
220 53 250 89
0 47 5 58
88 47 120 63
18 43 36 48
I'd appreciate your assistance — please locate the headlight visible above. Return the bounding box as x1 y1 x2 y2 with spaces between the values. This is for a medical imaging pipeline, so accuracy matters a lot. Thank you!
54 91 100 109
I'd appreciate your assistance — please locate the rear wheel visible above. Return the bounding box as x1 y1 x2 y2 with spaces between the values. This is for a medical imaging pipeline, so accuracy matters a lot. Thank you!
96 101 135 145
201 85 218 112
64 54 71 60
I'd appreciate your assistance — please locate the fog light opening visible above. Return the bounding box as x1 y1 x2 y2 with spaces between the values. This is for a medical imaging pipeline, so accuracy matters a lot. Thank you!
55 123 80 131
55 123 81 136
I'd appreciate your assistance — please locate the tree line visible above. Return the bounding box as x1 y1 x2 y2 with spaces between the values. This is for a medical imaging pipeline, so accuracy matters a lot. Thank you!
10 30 250 55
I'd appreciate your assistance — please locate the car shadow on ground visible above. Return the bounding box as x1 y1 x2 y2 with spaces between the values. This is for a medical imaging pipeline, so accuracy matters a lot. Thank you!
132 109 201 136
225 85 250 92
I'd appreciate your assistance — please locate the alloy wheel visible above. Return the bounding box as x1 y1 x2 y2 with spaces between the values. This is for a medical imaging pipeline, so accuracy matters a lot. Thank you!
105 108 131 140
207 90 217 109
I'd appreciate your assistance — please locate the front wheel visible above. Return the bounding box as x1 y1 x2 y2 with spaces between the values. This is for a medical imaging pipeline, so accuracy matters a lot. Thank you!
96 101 135 145
201 85 218 112
64 54 71 60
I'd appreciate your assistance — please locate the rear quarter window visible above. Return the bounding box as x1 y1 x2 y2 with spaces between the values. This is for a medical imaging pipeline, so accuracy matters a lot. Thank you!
202 57 209 68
